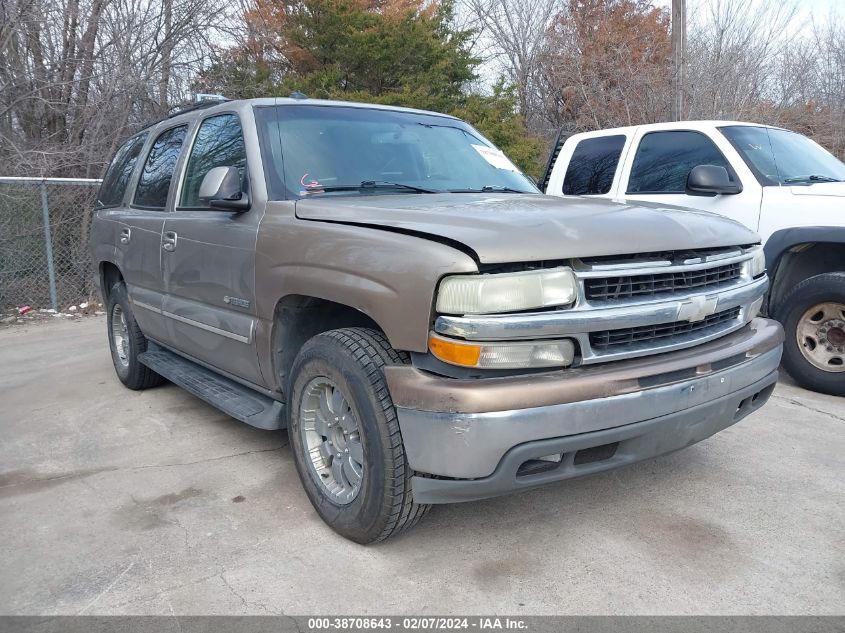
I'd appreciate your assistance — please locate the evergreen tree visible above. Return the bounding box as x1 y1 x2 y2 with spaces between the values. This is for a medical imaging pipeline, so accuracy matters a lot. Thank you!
197 0 543 175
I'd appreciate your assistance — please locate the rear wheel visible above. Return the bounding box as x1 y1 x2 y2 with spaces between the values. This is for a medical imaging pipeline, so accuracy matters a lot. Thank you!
287 328 430 543
776 273 845 397
106 282 164 390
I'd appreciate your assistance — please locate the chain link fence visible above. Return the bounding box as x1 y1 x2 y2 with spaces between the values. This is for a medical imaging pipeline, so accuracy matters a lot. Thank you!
0 177 102 311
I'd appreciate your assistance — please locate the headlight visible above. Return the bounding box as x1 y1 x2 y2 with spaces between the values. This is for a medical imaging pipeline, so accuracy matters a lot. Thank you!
436 267 577 315
744 247 766 278
429 333 575 369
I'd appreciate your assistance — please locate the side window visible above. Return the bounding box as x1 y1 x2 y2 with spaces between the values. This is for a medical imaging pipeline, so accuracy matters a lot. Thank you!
133 125 188 209
97 133 148 208
627 131 732 194
180 114 247 208
562 135 626 195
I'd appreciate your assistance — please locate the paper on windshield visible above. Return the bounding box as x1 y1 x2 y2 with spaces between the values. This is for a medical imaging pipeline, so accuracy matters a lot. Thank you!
471 144 520 172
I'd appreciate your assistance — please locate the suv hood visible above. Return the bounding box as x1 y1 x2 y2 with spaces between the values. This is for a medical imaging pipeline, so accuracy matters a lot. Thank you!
295 193 759 264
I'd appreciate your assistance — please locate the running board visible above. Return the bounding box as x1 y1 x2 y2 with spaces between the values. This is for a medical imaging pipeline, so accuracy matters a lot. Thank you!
139 346 285 430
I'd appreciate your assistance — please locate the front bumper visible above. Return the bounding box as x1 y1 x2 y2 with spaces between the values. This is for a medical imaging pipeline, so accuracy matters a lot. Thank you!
384 318 784 503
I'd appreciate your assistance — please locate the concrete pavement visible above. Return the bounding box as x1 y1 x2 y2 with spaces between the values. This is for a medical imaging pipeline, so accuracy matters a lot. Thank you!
0 317 843 615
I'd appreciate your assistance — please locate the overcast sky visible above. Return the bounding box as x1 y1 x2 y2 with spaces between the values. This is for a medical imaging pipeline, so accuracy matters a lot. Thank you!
657 0 845 36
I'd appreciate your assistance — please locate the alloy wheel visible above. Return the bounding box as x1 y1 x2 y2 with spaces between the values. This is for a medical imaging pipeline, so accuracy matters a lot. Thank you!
110 304 130 367
299 377 364 504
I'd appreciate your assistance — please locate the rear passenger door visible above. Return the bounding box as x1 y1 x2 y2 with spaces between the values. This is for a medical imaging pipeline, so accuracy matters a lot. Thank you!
120 124 188 344
161 111 264 385
620 130 761 230
94 131 147 285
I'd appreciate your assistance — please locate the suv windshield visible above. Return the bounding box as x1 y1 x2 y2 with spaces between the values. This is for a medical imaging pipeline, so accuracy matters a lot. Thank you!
255 104 538 199
720 125 845 185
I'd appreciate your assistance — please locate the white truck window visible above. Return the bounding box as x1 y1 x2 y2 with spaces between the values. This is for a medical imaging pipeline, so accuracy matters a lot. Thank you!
720 125 845 186
562 135 626 195
627 131 733 194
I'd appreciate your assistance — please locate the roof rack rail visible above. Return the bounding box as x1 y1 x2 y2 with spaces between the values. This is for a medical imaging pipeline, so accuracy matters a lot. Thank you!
166 96 229 119
195 93 228 103
135 96 231 133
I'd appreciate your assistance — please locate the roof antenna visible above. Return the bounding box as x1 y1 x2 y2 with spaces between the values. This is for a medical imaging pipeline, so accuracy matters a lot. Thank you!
290 91 308 100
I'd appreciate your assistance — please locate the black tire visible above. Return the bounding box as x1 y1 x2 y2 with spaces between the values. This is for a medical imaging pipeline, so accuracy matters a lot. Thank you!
106 281 165 390
775 272 845 397
287 328 430 544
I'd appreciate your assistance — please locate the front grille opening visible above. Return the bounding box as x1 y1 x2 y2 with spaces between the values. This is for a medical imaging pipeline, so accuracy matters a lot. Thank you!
734 384 775 420
735 395 752 419
578 246 747 268
516 456 562 477
574 442 619 465
585 262 742 302
590 306 741 351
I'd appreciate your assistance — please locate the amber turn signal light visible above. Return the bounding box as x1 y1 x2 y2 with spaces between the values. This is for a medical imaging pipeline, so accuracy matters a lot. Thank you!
428 335 482 367
429 333 576 369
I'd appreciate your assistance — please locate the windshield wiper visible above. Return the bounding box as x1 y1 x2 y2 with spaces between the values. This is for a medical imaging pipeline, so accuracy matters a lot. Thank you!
310 180 438 194
783 174 842 183
448 185 530 193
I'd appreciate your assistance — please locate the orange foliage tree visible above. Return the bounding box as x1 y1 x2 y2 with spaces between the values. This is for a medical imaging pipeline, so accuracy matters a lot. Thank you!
535 0 672 134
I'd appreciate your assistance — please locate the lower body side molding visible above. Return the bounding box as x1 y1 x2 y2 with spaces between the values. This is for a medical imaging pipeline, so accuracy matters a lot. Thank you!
139 344 285 430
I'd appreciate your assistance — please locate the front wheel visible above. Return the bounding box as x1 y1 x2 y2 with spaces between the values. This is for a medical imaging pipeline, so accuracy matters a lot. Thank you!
776 272 845 397
287 328 430 543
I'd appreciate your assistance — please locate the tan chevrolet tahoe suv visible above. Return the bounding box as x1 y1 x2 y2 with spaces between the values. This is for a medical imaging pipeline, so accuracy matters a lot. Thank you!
90 97 784 543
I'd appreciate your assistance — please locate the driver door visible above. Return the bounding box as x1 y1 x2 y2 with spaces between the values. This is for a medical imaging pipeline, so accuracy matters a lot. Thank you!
619 129 762 232
161 111 264 385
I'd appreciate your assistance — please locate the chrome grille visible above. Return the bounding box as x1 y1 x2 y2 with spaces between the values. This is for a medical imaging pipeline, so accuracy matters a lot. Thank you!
585 262 742 302
589 307 742 351
434 246 767 366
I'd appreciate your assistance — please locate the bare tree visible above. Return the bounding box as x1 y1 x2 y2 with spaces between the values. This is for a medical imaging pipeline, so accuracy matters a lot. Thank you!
773 11 845 158
533 0 673 137
0 0 234 177
684 0 800 120
3 0 844 179
461 0 558 126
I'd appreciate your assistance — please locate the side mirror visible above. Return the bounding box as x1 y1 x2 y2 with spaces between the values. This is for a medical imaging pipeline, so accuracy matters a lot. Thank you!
199 166 250 210
686 165 742 196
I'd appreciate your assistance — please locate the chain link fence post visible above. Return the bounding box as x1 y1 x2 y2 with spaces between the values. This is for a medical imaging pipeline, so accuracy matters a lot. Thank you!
0 177 101 312
39 182 59 312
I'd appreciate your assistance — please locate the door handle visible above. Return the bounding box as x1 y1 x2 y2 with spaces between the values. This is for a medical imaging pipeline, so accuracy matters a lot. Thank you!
162 231 178 252
120 228 131 245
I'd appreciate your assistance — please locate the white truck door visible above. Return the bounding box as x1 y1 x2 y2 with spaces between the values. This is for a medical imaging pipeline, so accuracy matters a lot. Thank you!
618 128 763 233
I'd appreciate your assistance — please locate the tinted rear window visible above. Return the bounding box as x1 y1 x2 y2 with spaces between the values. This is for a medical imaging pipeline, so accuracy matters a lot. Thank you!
562 135 626 195
97 133 147 208
134 125 188 209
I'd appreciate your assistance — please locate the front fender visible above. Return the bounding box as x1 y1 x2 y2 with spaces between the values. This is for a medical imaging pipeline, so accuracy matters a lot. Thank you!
764 226 845 312
255 206 478 353
764 226 845 270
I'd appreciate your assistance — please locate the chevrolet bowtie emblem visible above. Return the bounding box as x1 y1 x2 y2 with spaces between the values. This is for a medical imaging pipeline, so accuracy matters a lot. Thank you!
677 295 719 322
